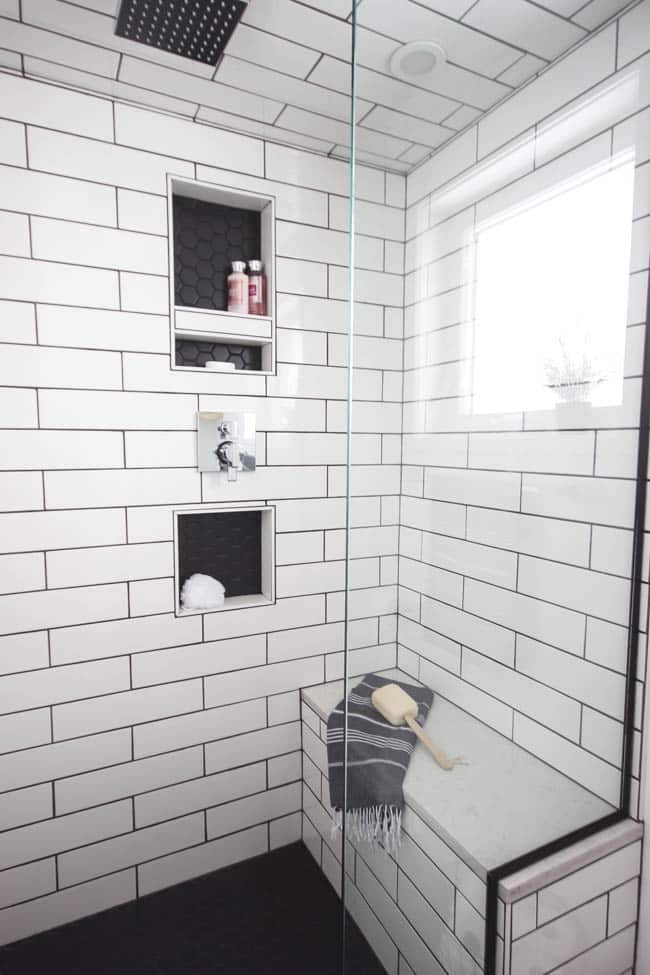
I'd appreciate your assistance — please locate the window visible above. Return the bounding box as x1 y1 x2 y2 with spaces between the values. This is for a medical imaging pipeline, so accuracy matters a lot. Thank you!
470 157 635 415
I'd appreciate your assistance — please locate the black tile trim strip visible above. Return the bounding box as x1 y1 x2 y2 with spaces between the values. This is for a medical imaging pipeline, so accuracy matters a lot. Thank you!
483 194 650 975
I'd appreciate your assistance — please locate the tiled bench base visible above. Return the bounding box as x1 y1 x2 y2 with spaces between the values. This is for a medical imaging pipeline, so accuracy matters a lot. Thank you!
499 820 642 975
302 683 489 975
300 676 642 975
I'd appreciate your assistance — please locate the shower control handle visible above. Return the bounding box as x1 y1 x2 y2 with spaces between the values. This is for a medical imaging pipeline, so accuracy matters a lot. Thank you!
197 411 256 475
215 440 236 468
215 440 240 482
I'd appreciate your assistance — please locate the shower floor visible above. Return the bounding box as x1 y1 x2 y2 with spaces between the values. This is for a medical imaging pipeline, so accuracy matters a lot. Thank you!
0 843 384 975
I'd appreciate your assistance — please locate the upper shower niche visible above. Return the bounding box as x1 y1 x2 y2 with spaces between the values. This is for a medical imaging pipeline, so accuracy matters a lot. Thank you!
168 175 276 374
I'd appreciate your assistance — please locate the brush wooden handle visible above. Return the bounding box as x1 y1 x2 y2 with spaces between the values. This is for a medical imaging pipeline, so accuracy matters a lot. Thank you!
405 715 462 771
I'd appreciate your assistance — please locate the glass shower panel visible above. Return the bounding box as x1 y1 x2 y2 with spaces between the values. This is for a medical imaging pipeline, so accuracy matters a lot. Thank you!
297 5 396 975
344 3 649 973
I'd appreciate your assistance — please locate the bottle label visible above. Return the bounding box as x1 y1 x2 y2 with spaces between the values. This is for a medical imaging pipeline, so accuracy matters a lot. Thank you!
228 276 248 312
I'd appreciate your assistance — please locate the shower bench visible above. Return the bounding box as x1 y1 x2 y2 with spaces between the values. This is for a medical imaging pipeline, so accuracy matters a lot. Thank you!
300 669 642 975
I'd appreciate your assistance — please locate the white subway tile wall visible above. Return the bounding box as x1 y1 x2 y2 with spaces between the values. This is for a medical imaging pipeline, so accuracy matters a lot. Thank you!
399 2 650 814
0 71 400 944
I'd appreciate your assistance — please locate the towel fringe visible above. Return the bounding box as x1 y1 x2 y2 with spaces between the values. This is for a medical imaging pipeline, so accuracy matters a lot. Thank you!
331 805 402 855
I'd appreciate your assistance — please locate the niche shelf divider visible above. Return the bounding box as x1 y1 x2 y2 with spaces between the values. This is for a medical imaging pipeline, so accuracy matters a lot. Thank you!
173 504 276 616
167 174 276 375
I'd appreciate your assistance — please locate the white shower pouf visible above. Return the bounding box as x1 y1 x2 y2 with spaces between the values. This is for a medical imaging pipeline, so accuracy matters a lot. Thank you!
180 573 226 610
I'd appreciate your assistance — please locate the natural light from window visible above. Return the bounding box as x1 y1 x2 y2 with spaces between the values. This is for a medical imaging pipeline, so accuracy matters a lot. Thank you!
470 156 635 415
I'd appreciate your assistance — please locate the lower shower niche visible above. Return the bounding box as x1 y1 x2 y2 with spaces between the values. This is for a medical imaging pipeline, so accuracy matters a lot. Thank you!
174 504 275 616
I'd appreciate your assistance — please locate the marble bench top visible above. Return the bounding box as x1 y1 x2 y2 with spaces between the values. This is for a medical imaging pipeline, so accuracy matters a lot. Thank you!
301 669 615 880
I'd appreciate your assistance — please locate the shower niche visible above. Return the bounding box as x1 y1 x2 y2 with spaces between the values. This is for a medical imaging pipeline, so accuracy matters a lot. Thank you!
168 175 275 374
174 504 275 616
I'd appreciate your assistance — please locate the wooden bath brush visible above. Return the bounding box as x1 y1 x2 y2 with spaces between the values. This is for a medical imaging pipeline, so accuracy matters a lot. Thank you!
371 683 465 771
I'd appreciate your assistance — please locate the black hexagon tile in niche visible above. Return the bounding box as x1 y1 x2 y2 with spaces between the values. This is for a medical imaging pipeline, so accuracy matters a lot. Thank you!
173 196 261 311
177 510 261 600
175 339 262 371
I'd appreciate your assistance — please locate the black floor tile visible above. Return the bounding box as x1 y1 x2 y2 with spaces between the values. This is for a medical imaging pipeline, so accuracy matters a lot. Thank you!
0 843 385 975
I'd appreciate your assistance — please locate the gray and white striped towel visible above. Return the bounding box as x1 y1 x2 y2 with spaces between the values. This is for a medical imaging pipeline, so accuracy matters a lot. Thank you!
327 673 434 853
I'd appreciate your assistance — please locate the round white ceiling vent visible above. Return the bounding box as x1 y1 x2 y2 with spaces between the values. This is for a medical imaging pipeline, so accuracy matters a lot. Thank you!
389 40 447 82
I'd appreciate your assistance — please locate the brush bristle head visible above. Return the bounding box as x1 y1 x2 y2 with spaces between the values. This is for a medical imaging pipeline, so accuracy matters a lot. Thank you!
371 683 419 726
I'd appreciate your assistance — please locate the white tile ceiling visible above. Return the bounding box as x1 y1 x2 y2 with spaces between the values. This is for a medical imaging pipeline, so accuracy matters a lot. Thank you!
0 0 636 173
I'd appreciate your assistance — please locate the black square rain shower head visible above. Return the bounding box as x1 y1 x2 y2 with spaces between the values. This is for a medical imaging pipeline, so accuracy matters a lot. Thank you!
115 0 248 66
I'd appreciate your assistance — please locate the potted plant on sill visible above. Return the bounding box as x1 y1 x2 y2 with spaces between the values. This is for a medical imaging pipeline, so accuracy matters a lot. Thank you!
544 338 604 415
